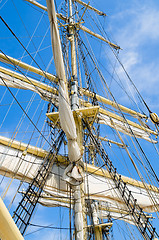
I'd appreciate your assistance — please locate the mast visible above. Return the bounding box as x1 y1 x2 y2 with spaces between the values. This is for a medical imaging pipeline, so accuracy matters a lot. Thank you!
68 1 104 239
68 1 86 239
68 0 79 110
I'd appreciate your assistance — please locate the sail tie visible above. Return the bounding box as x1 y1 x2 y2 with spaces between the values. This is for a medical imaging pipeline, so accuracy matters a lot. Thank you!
63 160 84 186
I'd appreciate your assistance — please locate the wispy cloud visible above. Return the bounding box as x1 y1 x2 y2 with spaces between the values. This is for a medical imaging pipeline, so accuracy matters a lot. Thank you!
109 1 159 111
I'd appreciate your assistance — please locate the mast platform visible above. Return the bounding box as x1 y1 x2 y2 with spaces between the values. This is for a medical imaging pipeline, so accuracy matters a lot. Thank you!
46 106 99 127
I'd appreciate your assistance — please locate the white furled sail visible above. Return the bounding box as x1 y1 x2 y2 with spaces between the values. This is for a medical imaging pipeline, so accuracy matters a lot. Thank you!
0 69 58 104
98 113 157 143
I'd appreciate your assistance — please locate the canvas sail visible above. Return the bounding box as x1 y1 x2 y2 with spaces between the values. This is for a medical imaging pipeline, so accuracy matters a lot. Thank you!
0 137 158 217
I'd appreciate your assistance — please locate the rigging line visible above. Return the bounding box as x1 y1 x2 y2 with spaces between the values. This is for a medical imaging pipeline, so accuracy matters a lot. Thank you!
96 55 141 109
75 27 82 88
84 163 106 177
0 0 8 10
21 98 44 145
25 1 48 15
0 87 7 105
79 30 132 113
1 60 60 160
80 30 142 112
96 15 154 117
25 223 72 237
128 224 140 240
24 198 41 237
83 119 159 239
80 34 159 184
13 131 65 235
110 213 131 222
11 0 48 70
93 9 117 50
115 221 134 240
15 103 48 191
110 112 159 186
88 186 118 196
13 94 40 145
0 76 51 146
9 92 37 148
0 151 42 165
0 16 55 85
0 88 19 130
8 180 23 211
79 30 137 116
114 50 152 114
95 17 138 110
36 113 50 148
0 98 40 106
104 142 133 178
81 31 141 116
22 45 52 59
0 50 57 101
1 150 28 199
128 134 159 183
84 133 126 215
0 137 63 199
111 121 159 212
0 90 28 172
128 137 159 213
132 131 159 184
0 49 73 112
2 101 47 194
0 57 58 150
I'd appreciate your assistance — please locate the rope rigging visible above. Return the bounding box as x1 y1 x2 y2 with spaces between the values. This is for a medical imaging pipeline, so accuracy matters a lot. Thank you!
13 130 65 235
92 12 159 127
77 29 159 188
83 118 159 240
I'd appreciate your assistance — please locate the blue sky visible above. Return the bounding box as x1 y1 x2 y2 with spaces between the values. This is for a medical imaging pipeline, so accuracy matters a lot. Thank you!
1 0 159 239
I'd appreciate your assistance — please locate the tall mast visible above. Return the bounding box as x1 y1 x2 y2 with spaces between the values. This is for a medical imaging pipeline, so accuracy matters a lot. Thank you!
68 1 106 239
68 1 86 239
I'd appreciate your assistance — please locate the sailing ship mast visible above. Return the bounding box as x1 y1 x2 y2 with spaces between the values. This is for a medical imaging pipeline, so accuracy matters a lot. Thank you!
0 0 159 239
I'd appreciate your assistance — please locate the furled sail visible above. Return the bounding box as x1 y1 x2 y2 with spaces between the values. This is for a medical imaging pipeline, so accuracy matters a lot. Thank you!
0 136 158 219
46 0 83 184
1 66 157 144
0 68 58 105
99 113 157 143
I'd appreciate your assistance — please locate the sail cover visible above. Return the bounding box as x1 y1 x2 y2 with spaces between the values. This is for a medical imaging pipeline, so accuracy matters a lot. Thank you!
46 0 83 185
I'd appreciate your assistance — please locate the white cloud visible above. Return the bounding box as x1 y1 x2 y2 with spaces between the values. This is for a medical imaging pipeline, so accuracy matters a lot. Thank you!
108 1 159 112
